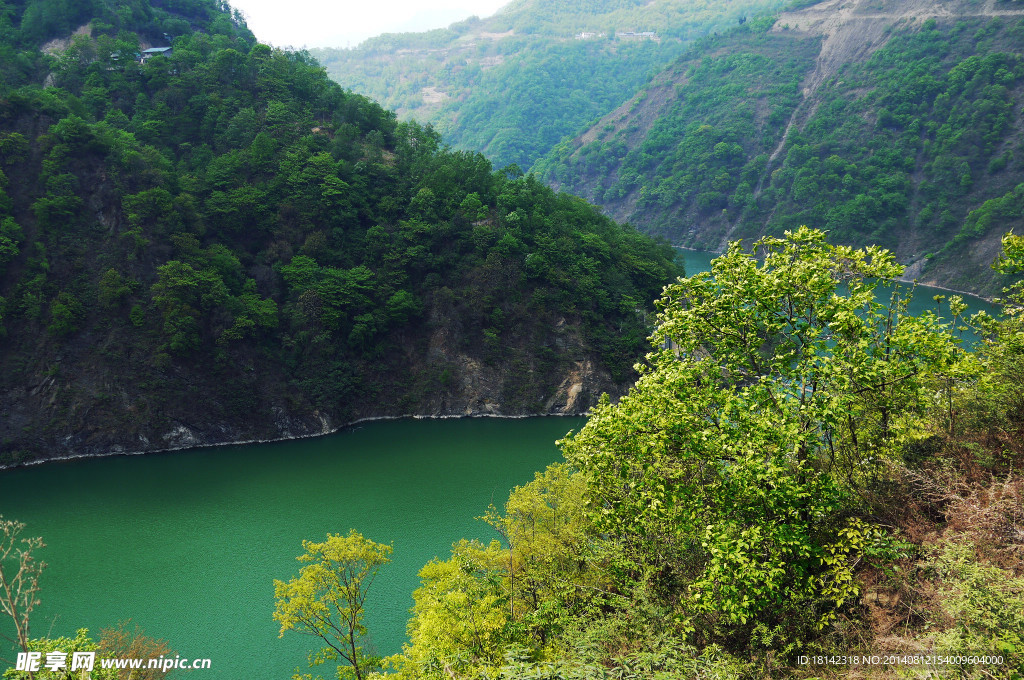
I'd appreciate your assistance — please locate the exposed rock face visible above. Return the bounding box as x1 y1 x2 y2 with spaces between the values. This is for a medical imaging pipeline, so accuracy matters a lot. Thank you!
421 354 615 418
1 357 618 467
413 319 622 422
546 359 604 414
772 0 947 91
0 302 628 466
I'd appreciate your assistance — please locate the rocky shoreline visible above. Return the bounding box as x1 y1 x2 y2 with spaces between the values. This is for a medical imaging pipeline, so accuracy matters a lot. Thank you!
0 410 588 471
0 350 618 468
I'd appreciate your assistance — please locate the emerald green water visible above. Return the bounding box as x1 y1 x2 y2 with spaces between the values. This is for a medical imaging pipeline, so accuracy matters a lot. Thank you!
0 417 584 678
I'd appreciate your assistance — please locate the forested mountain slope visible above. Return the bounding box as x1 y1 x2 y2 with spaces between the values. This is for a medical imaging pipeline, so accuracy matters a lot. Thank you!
311 0 793 171
535 0 1024 295
0 0 678 464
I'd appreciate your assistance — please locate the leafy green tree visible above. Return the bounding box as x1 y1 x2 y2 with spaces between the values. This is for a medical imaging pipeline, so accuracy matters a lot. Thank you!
150 260 228 352
97 268 137 308
949 231 1024 445
122 188 178 235
0 217 22 276
482 464 599 646
2 628 118 680
273 530 392 680
46 291 84 338
994 230 1024 309
388 539 510 680
561 227 962 649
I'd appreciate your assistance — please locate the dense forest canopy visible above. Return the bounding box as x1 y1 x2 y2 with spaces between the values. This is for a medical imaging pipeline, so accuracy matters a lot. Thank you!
1 0 1023 678
0 0 678 463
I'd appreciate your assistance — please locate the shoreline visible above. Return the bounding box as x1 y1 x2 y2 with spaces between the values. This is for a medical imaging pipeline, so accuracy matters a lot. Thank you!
6 256 1001 474
898 276 999 304
0 411 588 472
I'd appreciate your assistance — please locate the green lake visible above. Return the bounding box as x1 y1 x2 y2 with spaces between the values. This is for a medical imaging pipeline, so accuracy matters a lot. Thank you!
0 250 1003 678
0 417 584 678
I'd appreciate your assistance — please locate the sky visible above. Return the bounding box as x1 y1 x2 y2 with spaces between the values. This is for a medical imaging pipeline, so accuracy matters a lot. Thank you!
227 0 511 49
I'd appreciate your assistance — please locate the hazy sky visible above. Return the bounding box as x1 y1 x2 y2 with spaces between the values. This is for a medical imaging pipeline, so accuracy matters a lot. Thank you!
228 0 510 49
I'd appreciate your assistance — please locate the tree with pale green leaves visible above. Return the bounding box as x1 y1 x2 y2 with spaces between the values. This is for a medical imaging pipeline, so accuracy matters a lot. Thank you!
387 539 510 680
994 231 1024 312
561 226 969 650
274 531 392 680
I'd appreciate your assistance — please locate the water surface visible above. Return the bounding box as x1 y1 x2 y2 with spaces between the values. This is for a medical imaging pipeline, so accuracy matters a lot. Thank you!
0 417 583 678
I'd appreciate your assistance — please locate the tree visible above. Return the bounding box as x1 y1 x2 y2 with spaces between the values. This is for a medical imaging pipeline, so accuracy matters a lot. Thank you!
2 629 118 680
97 620 174 680
481 463 599 646
994 230 1024 311
0 517 45 666
561 227 963 649
273 530 392 680
950 231 1024 445
389 539 510 680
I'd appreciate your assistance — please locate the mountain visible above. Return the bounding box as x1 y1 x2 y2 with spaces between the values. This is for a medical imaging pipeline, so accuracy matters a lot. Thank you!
534 0 1024 295
0 0 678 465
310 0 794 171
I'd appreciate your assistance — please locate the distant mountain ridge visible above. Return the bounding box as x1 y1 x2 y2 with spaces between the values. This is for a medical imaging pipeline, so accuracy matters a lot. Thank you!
534 0 1024 295
311 0 793 171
